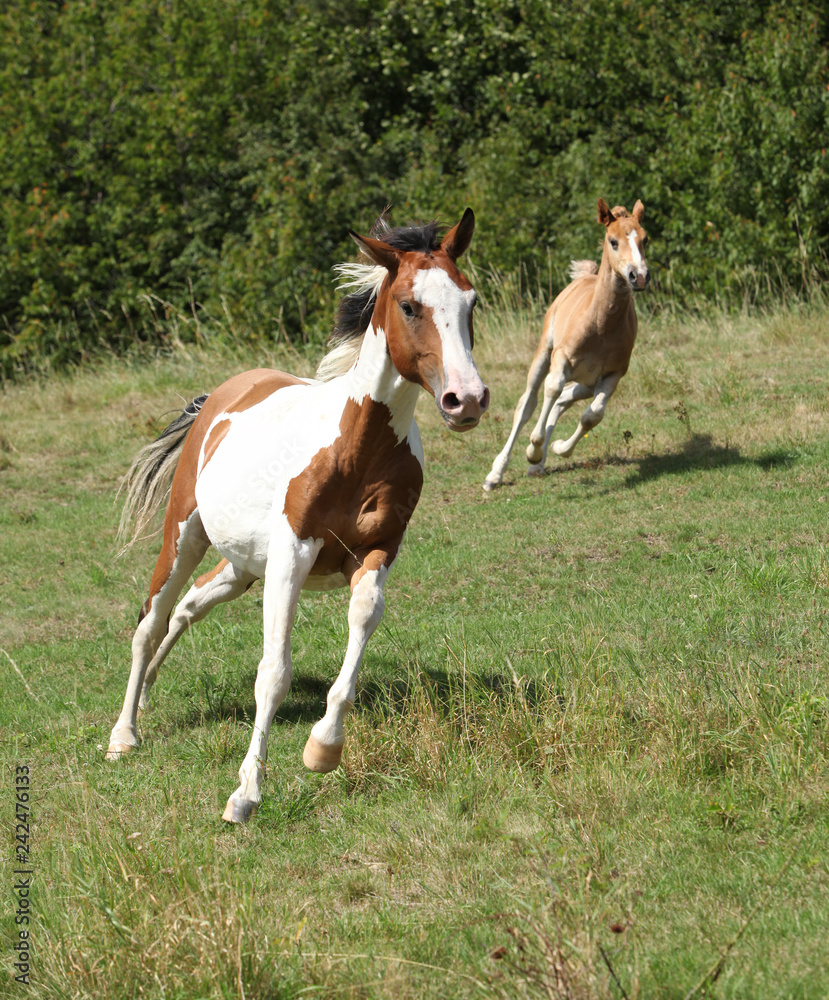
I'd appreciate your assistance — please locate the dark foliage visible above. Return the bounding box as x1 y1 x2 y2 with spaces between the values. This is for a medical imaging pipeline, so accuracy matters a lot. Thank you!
1 0 827 374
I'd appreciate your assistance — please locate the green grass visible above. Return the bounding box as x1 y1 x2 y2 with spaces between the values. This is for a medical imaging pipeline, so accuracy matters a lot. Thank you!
1 293 828 999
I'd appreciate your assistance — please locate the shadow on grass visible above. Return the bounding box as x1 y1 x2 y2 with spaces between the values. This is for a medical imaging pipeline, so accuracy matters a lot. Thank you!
169 666 557 735
539 434 798 488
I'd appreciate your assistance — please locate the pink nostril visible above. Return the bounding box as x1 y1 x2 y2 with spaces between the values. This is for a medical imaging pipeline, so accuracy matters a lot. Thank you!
442 391 463 414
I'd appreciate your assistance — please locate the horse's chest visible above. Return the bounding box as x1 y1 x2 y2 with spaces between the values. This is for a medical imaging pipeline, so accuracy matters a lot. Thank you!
285 444 423 572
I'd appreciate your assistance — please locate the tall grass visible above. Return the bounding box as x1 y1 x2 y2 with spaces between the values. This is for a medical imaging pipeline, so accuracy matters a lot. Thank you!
1 274 828 998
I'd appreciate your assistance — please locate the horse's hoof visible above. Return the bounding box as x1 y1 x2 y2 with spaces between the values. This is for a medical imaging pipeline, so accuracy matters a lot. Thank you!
222 798 257 824
526 463 545 477
303 734 343 773
482 478 500 492
551 440 573 457
105 742 135 761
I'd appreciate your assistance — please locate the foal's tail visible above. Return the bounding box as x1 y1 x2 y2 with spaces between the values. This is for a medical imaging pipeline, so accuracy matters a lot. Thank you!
116 395 209 552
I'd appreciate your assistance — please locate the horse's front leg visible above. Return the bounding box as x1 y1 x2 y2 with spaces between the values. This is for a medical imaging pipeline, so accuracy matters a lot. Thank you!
222 531 322 824
303 554 390 773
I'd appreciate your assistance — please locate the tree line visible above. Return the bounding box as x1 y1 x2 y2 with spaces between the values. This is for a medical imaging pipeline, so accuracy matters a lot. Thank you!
1 0 827 373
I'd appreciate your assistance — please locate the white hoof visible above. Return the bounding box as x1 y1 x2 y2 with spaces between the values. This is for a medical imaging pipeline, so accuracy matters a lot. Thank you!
526 462 545 478
222 797 258 824
482 479 500 492
105 741 136 761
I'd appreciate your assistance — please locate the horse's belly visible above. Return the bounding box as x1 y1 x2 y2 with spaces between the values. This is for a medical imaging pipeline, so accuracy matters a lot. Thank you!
302 571 348 592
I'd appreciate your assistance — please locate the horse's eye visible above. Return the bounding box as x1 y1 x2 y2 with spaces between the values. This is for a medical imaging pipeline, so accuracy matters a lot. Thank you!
609 238 619 251
401 301 414 317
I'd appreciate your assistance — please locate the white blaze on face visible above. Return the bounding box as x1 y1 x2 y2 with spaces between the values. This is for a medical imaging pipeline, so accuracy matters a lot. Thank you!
627 230 643 266
411 266 480 396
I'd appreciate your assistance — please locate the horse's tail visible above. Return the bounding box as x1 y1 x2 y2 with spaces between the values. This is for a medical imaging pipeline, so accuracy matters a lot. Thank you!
569 259 599 282
116 394 209 552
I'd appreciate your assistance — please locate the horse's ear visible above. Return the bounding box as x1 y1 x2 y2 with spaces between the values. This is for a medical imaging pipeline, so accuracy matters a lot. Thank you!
441 208 475 261
632 200 645 223
349 231 401 273
597 199 614 227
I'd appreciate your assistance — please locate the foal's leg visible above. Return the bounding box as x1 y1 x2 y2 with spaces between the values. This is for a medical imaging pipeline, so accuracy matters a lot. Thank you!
139 559 257 711
525 355 571 469
526 381 593 475
303 559 390 773
483 339 552 491
107 511 210 757
551 372 623 458
222 531 322 824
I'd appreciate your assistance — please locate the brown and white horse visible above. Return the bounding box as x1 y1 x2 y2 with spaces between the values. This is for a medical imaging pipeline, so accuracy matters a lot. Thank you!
483 199 649 491
107 211 489 823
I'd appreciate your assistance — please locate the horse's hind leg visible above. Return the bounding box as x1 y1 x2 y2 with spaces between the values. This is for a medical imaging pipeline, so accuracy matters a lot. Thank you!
483 334 552 491
106 510 210 758
139 558 258 711
551 372 623 458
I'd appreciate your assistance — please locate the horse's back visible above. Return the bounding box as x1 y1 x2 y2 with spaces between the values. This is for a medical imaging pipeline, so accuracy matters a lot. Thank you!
549 276 636 379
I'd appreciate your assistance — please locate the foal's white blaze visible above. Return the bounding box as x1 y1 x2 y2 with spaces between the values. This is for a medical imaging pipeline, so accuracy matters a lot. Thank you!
627 230 643 265
411 266 481 397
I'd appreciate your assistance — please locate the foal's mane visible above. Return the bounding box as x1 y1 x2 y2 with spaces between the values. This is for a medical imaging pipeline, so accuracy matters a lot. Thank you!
315 215 442 381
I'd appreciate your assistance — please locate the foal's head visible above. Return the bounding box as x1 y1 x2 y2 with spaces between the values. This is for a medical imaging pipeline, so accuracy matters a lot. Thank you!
598 199 650 292
351 209 489 431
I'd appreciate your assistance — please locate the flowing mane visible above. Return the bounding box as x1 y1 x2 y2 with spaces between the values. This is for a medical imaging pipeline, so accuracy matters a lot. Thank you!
316 216 443 381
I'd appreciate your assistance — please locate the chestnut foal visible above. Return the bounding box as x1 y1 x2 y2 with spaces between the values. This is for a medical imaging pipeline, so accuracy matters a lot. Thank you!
483 199 649 491
107 211 489 823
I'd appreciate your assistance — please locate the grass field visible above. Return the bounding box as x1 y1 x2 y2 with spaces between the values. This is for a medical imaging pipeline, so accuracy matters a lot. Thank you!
1 286 828 999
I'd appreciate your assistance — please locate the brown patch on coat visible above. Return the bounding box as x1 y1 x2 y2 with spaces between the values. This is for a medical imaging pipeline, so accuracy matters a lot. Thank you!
283 395 423 584
195 558 230 588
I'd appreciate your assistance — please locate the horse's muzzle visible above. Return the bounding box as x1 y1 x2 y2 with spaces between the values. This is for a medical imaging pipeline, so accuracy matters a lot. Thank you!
628 268 650 291
440 384 490 431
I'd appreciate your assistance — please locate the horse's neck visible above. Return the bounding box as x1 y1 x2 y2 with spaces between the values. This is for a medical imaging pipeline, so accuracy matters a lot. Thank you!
591 255 634 324
343 323 421 441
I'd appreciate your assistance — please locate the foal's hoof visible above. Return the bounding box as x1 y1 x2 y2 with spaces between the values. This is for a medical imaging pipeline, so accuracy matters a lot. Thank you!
222 798 258 824
482 478 500 492
526 462 545 477
303 734 343 773
105 742 135 761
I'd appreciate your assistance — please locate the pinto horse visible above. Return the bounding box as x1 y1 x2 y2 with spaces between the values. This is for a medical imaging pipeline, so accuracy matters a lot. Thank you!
483 199 649 491
106 210 489 823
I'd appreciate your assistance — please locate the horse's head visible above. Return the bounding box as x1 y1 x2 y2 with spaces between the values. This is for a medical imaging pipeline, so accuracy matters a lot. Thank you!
598 199 650 292
349 209 489 432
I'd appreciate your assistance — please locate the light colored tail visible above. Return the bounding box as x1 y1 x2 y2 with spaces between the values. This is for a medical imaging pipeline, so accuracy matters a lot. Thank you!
569 259 599 281
116 395 208 552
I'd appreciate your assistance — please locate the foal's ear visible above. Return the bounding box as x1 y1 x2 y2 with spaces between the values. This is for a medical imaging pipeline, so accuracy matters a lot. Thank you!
597 199 615 227
349 232 401 273
632 200 645 222
441 208 475 261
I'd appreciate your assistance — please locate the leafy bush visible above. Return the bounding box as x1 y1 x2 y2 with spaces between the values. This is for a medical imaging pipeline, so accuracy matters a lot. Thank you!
1 0 827 373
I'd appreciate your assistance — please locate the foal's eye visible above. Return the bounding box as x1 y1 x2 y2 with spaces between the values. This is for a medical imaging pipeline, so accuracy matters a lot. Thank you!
401 301 414 317
609 238 619 251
